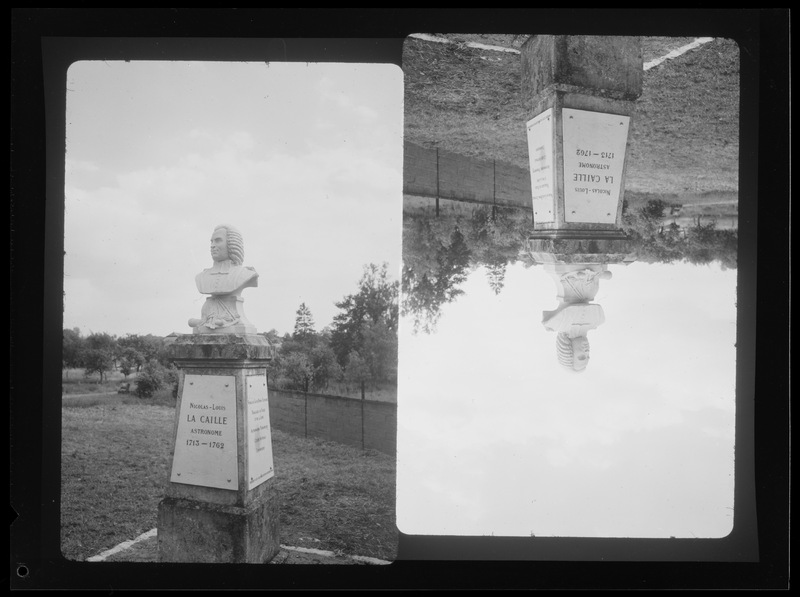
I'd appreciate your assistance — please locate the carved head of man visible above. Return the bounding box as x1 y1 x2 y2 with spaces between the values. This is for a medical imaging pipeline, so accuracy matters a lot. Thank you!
209 224 244 265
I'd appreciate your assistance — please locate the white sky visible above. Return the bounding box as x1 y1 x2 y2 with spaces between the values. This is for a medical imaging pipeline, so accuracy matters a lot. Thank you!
63 60 403 338
397 260 737 539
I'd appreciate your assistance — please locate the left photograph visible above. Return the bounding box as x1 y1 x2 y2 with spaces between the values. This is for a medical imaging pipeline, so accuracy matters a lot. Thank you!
60 59 402 564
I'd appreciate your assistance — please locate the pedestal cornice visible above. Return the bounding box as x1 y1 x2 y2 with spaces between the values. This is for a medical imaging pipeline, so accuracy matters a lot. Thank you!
168 334 274 361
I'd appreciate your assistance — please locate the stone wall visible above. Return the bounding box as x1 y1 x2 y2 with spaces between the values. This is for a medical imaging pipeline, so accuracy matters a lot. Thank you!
268 388 397 456
404 141 531 208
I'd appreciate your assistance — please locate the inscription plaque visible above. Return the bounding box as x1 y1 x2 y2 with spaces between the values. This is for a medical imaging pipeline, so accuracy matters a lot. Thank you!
246 376 275 490
526 108 555 223
562 108 630 224
170 374 238 489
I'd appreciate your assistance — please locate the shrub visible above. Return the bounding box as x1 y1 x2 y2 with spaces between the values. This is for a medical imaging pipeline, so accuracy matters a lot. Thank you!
639 198 667 222
135 360 177 399
164 365 180 398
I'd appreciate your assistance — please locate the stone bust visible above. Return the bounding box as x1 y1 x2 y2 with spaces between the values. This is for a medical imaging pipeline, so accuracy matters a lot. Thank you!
543 302 604 372
188 224 258 334
541 263 610 372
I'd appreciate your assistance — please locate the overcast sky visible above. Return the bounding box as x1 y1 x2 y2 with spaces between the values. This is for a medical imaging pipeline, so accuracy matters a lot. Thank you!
397 260 737 539
63 60 403 338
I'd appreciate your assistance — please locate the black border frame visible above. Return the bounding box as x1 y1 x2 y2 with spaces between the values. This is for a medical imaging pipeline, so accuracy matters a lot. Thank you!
11 8 789 590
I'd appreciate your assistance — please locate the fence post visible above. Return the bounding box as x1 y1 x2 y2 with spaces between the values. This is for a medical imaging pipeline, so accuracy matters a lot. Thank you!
435 148 440 217
492 159 497 220
360 381 365 450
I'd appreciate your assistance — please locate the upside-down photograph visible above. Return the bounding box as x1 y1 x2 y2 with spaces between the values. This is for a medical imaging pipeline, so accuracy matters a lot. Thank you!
397 33 746 546
11 8 789 593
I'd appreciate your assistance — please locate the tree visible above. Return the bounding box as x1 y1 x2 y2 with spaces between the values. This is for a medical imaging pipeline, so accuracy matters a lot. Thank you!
85 331 116 355
82 348 113 383
293 303 316 339
281 352 314 392
308 343 341 391
118 356 134 378
713 228 738 270
118 346 144 378
118 334 167 370
343 350 370 388
685 219 720 265
639 198 667 225
468 206 527 296
401 227 472 334
485 262 507 295
329 263 399 374
81 332 118 374
622 197 668 240
359 320 398 382
268 320 344 392
622 213 738 269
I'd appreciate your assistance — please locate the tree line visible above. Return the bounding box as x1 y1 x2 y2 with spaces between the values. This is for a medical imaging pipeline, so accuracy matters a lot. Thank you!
62 262 399 399
621 198 738 270
400 200 738 334
402 205 531 334
62 328 178 398
266 263 399 395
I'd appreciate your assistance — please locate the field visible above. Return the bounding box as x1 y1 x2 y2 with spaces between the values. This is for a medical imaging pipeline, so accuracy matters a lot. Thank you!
61 399 398 562
403 34 739 200
64 368 398 404
62 368 131 395
315 380 397 403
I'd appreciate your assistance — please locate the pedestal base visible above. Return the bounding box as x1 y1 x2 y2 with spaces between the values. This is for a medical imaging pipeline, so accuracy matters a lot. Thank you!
157 484 280 563
158 334 280 563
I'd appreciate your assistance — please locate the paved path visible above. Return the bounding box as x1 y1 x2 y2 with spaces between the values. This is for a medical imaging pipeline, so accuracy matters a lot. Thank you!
407 34 716 73
90 530 391 565
62 391 120 400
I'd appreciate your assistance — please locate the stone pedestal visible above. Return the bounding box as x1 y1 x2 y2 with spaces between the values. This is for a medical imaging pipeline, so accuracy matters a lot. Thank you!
158 334 280 563
521 35 643 240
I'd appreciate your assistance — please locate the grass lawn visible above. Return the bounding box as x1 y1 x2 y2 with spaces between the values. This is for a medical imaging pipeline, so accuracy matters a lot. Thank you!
61 400 397 562
403 34 739 199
